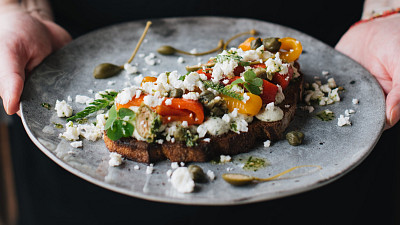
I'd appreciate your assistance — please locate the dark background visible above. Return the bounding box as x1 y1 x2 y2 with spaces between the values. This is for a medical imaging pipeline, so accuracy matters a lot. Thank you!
7 0 399 224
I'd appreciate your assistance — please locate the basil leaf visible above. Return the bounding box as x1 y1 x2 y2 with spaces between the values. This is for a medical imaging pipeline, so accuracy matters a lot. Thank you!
121 122 134 137
244 70 257 81
231 78 244 85
118 108 135 120
104 105 117 130
244 83 261 95
106 120 123 141
249 77 263 87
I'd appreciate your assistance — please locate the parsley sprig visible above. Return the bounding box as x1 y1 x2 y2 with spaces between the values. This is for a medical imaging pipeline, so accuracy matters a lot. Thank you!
202 80 243 100
230 70 263 95
104 105 136 141
66 91 118 122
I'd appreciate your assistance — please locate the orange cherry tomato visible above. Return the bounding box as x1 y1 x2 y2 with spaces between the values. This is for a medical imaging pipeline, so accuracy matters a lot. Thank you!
140 76 157 86
238 37 256 51
278 37 302 62
223 93 262 116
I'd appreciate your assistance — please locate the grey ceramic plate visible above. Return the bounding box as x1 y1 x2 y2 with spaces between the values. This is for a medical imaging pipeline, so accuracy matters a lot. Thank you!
20 17 385 205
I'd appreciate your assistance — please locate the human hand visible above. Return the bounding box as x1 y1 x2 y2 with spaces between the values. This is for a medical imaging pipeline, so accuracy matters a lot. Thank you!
0 3 71 115
336 14 400 129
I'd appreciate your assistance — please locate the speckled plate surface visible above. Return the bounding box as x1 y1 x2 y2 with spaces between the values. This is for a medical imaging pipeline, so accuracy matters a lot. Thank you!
20 17 385 205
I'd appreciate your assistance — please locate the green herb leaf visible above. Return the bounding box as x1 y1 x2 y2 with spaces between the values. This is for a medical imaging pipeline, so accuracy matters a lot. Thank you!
202 80 243 100
104 105 117 130
243 70 257 81
118 108 136 120
105 106 135 140
67 91 117 122
244 83 261 95
316 110 335 121
107 120 123 141
230 78 244 85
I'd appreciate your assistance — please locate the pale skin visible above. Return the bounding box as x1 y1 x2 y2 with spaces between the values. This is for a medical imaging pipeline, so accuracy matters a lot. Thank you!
0 0 399 129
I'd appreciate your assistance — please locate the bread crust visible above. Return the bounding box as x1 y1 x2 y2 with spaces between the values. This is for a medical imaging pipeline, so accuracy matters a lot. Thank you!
104 74 303 163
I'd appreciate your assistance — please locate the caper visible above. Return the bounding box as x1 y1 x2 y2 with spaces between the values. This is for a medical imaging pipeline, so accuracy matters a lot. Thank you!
254 67 272 80
169 88 184 98
286 131 305 146
173 126 186 142
262 37 281 53
188 165 207 182
250 37 262 50
93 63 123 79
157 45 177 55
198 90 215 104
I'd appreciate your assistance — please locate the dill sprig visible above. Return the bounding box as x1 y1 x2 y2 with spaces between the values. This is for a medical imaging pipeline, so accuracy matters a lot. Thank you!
202 80 243 100
66 91 118 122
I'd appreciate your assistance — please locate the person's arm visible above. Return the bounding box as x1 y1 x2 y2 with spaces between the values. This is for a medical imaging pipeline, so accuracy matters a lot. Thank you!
0 0 71 115
336 1 400 129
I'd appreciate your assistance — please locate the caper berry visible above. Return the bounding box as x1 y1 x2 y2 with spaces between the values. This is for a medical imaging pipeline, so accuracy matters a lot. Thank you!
188 165 206 182
262 37 281 53
250 37 262 50
169 88 184 98
157 45 177 55
286 131 305 146
254 67 273 80
93 63 123 79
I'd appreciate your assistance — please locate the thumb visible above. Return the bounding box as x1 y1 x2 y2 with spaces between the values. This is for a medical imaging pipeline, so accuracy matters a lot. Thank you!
0 46 27 115
386 82 400 129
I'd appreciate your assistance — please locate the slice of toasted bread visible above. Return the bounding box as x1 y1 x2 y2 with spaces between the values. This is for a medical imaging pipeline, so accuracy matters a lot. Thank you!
104 74 303 163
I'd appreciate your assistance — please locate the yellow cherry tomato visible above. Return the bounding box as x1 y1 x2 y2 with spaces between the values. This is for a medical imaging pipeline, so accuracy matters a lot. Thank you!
223 93 262 116
238 37 256 51
278 37 303 62
140 76 157 86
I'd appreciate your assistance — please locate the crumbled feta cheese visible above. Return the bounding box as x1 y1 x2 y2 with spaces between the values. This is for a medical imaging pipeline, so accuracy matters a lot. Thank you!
220 155 231 163
165 98 172 105
322 70 329 76
170 167 195 193
70 141 82 148
124 63 138 74
196 117 230 138
134 165 140 170
146 164 154 174
177 57 185 64
171 162 179 169
202 138 211 142
55 100 73 117
182 92 200 100
60 121 80 141
144 53 157 65
67 96 72 102
256 102 284 122
264 140 271 147
211 58 238 82
143 95 164 107
242 92 250 103
352 98 359 105
166 169 173 177
338 114 351 127
108 152 123 167
206 170 215 181
75 95 93 105
107 81 116 86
